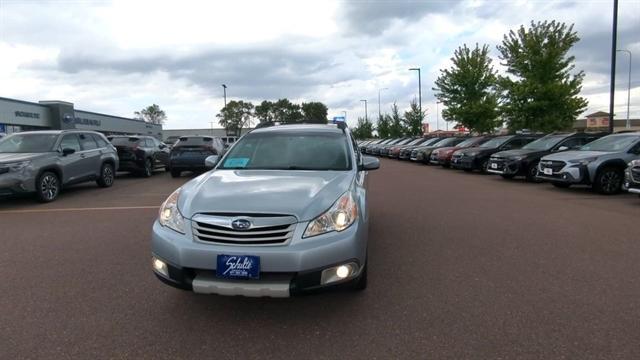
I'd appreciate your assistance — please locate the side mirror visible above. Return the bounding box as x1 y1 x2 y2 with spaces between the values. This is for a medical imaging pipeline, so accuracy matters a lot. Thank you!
359 156 380 171
62 148 76 156
557 146 569 151
205 155 219 169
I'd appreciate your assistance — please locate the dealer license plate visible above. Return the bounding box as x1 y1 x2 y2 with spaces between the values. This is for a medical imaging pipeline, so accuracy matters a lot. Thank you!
216 255 260 280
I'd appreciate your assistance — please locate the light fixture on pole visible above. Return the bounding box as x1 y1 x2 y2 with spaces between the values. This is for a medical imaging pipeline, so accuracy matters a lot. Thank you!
617 49 632 129
409 68 422 121
360 100 368 122
221 84 227 108
378 88 388 119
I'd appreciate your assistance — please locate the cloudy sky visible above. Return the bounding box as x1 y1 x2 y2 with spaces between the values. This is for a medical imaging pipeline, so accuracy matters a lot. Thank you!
0 0 638 130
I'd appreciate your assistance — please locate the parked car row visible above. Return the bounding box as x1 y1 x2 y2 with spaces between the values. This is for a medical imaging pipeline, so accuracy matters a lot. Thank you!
359 131 640 196
0 130 227 202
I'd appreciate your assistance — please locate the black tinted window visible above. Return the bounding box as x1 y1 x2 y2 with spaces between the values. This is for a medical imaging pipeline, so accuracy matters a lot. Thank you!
60 134 82 152
175 137 214 146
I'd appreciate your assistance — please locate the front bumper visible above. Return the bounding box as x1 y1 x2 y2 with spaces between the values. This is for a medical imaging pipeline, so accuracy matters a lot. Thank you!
624 168 640 194
0 168 37 196
151 218 367 297
536 163 588 184
486 158 521 175
450 156 476 170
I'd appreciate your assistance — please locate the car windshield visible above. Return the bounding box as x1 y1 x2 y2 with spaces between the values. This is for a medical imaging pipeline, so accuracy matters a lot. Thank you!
456 137 482 147
405 138 423 146
433 138 460 147
579 135 639 152
396 138 414 145
0 133 58 153
219 131 351 170
480 136 513 148
110 137 140 146
522 135 566 150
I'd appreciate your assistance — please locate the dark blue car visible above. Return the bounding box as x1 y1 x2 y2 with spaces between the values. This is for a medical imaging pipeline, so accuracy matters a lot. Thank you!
169 136 225 177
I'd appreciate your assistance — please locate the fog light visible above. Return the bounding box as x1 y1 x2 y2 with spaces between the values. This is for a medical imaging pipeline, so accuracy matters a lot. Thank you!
320 262 358 285
152 257 169 277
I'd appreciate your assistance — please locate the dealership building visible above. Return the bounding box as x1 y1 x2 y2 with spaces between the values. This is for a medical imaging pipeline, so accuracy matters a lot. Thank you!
0 96 162 138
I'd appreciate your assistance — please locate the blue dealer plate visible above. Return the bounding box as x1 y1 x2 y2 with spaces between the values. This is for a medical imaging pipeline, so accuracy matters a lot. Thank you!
216 255 260 280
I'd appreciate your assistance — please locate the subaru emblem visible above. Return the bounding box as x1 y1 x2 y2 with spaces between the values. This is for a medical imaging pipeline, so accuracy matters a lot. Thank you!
231 219 251 231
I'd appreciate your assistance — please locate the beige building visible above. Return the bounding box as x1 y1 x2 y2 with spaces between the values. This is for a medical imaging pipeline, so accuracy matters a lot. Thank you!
574 111 640 132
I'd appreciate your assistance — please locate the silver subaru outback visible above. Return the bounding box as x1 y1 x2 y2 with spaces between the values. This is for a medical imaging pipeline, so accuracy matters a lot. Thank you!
151 124 380 297
0 130 118 202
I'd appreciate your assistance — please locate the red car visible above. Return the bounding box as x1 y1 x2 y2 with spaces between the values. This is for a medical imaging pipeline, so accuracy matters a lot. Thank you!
430 136 492 167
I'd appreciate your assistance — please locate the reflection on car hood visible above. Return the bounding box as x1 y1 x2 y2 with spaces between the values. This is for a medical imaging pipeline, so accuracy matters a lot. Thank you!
0 153 50 163
178 170 355 221
542 150 608 161
456 146 496 156
493 149 543 158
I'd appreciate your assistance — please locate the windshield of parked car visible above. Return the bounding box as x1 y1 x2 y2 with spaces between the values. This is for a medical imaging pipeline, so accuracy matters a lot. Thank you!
579 135 639 152
479 136 513 148
405 138 423 146
456 137 482 147
220 131 351 170
522 135 566 150
109 137 140 146
0 133 58 153
433 138 462 147
395 138 414 146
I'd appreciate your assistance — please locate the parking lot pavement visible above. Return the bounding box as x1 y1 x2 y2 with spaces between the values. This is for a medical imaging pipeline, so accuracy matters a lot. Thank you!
1 162 639 359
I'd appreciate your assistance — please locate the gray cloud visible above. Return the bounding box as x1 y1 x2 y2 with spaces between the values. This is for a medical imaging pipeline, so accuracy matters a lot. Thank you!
341 0 464 36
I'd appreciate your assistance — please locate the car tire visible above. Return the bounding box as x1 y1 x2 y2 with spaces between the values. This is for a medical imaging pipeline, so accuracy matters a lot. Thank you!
551 182 571 188
97 163 115 188
351 261 367 291
525 162 541 182
36 171 60 203
142 159 153 178
593 167 623 195
480 159 489 173
170 169 181 178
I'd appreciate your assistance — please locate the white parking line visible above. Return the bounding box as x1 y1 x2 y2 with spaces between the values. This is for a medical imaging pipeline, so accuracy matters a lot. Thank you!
0 206 159 214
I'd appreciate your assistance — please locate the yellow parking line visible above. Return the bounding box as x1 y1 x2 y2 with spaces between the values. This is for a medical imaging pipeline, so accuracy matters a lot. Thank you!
0 206 159 214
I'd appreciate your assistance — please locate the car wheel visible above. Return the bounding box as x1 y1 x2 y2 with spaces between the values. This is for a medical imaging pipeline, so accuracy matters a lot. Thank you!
170 169 181 178
97 163 115 188
480 159 489 173
142 159 153 178
593 167 623 195
551 182 571 188
525 162 542 182
36 171 60 202
351 261 367 291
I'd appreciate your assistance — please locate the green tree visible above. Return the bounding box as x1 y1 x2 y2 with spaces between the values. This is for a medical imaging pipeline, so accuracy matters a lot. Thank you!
402 98 425 136
254 100 276 124
352 116 375 139
134 104 167 125
301 102 328 124
272 98 303 124
497 20 588 132
376 114 391 138
389 103 405 137
433 44 500 134
216 100 254 136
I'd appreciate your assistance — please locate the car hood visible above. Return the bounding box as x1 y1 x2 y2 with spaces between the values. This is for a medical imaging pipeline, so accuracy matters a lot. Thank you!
0 152 50 164
456 146 497 156
178 170 355 221
492 149 545 158
541 150 609 161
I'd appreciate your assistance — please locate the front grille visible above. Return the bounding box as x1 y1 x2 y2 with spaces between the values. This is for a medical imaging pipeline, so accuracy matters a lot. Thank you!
489 158 506 171
540 160 565 172
411 150 418 157
631 167 640 182
192 214 296 246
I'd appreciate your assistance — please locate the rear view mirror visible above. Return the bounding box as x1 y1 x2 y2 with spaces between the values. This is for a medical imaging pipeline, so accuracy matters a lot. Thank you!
205 155 219 169
62 148 76 156
360 156 380 171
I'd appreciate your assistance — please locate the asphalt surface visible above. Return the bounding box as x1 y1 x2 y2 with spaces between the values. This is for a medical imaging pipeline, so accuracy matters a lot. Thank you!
1 161 639 359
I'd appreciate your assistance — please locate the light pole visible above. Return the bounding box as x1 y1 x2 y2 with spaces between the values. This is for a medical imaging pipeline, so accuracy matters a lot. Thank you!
409 68 422 121
378 88 387 119
617 49 632 128
221 84 227 108
608 0 618 133
360 100 368 122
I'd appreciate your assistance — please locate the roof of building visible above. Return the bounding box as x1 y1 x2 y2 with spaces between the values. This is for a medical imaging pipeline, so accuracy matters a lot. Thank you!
585 111 610 118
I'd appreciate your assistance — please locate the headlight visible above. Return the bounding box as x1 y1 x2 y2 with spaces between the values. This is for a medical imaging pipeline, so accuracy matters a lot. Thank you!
303 191 358 238
7 161 31 172
159 188 185 234
630 159 640 167
569 157 597 166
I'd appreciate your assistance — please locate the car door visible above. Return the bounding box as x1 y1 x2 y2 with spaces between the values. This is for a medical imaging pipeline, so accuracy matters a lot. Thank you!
153 138 170 166
57 134 85 184
77 133 102 178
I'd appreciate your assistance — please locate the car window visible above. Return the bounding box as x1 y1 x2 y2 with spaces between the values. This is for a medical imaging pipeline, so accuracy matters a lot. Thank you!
220 131 351 170
480 136 513 148
60 134 82 152
92 134 109 148
79 133 98 150
558 137 583 149
145 139 155 147
175 137 213 147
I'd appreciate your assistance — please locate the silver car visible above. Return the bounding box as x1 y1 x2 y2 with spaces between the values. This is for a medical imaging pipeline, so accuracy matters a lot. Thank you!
151 124 379 297
0 130 119 202
537 132 640 194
